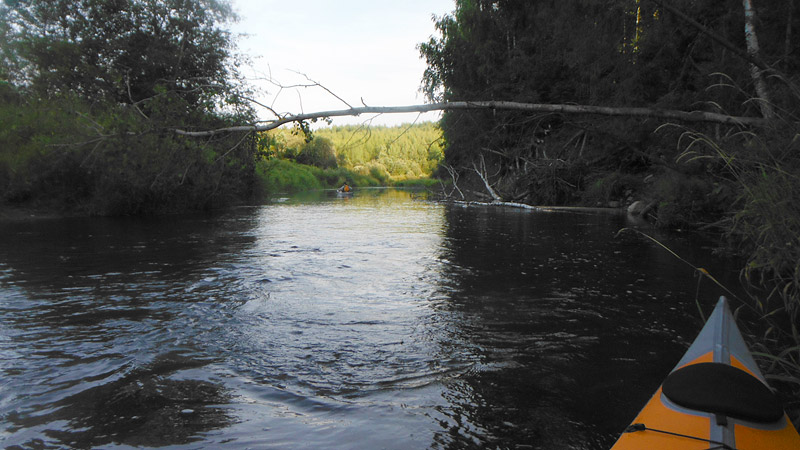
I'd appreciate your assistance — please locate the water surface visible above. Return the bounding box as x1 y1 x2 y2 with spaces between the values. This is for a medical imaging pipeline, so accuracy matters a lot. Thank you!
0 189 741 449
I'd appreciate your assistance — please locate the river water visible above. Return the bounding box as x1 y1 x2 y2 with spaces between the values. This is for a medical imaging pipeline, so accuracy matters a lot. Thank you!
0 189 743 449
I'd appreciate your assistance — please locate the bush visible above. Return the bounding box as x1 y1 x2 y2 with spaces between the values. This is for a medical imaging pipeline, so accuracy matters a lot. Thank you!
254 159 321 194
364 162 391 185
643 171 732 228
583 171 642 205
1 96 257 214
297 137 338 169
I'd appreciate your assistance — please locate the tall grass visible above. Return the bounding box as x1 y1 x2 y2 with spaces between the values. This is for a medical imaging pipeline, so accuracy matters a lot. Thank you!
677 118 800 424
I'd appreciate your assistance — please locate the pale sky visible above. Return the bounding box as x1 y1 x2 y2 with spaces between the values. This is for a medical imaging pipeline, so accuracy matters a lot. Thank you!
228 0 454 127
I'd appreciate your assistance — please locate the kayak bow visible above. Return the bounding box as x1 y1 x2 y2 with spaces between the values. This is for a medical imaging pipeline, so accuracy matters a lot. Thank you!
612 297 800 450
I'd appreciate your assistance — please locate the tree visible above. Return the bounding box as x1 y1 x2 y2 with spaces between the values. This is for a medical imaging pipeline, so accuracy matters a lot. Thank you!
0 0 257 215
1 0 243 116
417 0 798 205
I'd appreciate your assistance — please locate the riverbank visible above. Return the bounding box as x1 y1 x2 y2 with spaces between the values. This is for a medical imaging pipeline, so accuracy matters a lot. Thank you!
0 204 80 221
254 158 438 196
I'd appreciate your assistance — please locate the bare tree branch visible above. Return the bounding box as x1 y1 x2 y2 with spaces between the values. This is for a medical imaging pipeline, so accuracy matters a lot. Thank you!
472 155 503 202
239 95 281 118
289 70 353 109
442 165 465 200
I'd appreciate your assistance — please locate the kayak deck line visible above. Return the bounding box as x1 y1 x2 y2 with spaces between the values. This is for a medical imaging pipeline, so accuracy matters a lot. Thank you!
622 423 734 450
612 296 800 450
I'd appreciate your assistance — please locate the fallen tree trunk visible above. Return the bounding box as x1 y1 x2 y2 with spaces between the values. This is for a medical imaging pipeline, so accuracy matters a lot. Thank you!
173 101 770 137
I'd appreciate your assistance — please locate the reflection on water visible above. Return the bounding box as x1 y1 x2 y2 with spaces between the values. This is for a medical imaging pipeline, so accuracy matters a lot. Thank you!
0 189 741 449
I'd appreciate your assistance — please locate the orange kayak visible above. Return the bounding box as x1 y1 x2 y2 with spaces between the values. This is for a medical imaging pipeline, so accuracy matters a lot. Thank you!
612 297 800 450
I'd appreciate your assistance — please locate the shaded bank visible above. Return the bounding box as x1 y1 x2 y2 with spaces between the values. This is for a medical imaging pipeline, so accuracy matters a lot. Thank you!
419 1 800 420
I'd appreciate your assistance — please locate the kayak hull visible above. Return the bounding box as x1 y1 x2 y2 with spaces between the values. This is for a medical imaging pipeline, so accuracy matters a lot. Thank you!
612 297 800 450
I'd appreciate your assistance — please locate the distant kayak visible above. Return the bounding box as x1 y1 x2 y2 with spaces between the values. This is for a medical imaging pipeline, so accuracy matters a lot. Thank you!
336 187 353 195
612 297 800 450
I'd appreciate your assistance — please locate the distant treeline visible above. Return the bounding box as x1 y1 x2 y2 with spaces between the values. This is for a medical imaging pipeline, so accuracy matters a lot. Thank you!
254 123 444 190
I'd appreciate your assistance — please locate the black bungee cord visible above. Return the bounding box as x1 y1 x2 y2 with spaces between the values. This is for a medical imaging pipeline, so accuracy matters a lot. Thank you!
624 423 736 450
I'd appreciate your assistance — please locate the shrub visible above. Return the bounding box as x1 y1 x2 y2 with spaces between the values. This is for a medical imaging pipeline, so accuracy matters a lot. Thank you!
254 159 321 194
297 137 338 169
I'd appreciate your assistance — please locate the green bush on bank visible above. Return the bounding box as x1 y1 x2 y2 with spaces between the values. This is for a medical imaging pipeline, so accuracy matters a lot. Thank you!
254 159 385 195
254 159 321 194
0 94 256 215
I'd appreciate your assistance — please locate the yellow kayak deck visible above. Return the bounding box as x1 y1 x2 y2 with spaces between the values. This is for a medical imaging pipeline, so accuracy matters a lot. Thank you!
612 297 800 450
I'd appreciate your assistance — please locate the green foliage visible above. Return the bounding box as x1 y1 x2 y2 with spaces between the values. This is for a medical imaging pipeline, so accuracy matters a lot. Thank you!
254 159 321 194
364 161 391 185
303 165 380 189
296 137 338 169
0 94 256 215
0 0 257 215
257 123 444 183
1 0 241 113
420 1 800 414
419 0 800 204
674 113 800 422
648 172 721 228
392 177 441 188
250 123 444 194
254 159 382 195
317 122 444 180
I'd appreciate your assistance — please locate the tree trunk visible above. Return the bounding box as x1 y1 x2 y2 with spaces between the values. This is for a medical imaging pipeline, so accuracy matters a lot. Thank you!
743 0 775 119
173 101 770 137
786 0 794 65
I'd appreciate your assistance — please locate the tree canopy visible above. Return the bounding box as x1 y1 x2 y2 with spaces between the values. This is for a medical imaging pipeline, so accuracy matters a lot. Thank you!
418 0 799 205
1 0 241 111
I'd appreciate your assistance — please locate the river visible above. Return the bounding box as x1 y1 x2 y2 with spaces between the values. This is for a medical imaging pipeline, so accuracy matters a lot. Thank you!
0 188 743 449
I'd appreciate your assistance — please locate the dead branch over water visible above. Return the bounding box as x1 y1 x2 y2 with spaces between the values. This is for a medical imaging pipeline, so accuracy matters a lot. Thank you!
173 101 771 137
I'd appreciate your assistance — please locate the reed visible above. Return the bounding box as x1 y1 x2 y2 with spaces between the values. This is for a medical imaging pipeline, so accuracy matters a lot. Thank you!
674 113 800 425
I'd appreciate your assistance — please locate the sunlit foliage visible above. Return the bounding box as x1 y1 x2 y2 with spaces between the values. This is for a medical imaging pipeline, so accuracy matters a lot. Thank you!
259 123 444 183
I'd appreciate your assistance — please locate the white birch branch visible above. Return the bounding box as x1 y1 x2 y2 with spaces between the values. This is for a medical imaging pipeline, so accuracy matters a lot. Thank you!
472 155 503 202
173 101 771 137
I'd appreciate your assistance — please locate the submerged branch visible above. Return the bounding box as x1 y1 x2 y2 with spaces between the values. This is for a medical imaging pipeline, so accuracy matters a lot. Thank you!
172 101 771 137
472 155 503 202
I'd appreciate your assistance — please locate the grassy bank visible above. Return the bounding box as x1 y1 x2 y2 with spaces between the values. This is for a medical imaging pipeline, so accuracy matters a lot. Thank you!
680 124 800 424
253 123 444 196
253 158 438 195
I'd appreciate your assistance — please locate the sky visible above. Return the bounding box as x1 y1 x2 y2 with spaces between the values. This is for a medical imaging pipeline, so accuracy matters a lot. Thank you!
227 0 455 127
